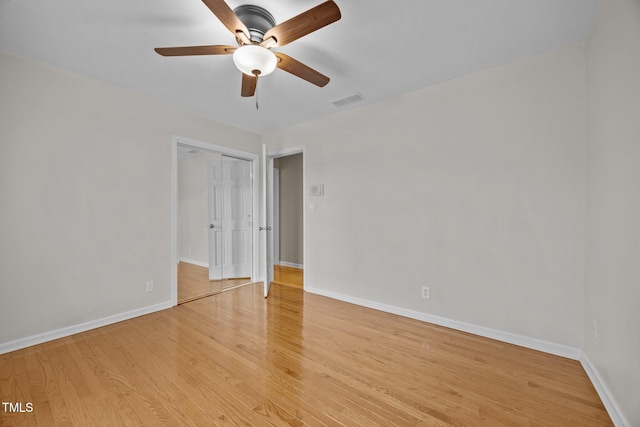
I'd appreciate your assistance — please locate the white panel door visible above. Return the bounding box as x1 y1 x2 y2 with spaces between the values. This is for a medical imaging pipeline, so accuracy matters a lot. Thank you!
262 145 274 297
207 156 224 281
221 157 252 279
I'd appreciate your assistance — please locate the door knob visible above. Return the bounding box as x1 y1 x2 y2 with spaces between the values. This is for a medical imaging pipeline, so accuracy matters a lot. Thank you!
209 224 215 228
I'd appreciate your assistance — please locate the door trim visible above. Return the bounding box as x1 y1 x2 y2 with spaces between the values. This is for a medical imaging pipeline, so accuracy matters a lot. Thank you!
273 168 280 266
171 135 260 306
266 146 306 292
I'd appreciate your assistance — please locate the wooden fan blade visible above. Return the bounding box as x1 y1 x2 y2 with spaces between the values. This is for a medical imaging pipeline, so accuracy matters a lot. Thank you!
155 45 236 56
262 1 341 47
275 53 330 87
241 73 257 97
201 0 251 40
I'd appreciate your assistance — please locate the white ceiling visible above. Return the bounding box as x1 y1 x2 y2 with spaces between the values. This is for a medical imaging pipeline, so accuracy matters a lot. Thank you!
0 0 598 134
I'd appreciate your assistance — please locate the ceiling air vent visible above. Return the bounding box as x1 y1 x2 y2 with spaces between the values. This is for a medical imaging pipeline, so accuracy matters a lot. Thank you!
331 93 364 107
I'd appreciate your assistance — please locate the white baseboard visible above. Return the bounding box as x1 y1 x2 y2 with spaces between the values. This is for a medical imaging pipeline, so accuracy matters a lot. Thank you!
179 257 209 268
580 353 630 427
304 286 582 360
278 261 304 269
0 301 173 355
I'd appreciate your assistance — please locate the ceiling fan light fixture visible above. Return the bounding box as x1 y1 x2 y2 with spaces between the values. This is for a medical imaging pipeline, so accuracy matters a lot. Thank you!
154 0 342 98
233 45 277 77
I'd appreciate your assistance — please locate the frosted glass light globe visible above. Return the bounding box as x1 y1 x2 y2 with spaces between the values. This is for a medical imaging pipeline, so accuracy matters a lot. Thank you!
233 45 277 76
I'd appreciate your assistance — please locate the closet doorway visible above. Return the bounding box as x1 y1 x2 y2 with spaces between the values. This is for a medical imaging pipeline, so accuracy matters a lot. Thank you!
172 137 259 305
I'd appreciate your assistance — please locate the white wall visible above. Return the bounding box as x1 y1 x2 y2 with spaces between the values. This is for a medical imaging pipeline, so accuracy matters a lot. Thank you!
0 52 260 346
178 152 221 266
585 0 640 425
264 44 587 348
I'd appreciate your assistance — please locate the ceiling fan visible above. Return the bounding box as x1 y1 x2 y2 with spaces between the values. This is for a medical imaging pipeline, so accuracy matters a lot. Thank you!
155 0 341 98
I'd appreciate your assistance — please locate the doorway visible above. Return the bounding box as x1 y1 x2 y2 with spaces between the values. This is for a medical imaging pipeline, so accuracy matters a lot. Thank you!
263 147 305 296
272 153 304 289
172 136 259 306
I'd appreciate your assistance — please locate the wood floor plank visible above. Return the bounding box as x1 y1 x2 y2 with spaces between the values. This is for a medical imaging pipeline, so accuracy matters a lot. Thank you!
273 265 304 289
0 283 612 426
24 349 56 427
119 317 288 426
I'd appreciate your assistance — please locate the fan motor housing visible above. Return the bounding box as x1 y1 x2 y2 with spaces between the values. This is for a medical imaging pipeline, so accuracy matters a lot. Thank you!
233 5 276 43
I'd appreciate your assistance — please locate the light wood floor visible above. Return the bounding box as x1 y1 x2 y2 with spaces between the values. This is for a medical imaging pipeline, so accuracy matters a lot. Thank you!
273 264 303 289
0 283 611 426
177 261 251 304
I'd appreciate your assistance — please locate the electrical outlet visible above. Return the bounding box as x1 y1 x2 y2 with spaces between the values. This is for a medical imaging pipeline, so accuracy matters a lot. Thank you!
421 286 430 299
146 281 154 293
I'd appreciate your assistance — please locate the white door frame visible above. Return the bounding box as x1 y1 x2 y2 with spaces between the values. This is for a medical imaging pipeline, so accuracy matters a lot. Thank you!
171 135 260 306
265 146 306 292
273 168 280 266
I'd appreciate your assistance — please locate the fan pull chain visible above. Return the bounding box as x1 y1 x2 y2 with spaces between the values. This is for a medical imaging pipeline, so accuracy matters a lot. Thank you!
255 75 259 110
253 75 260 110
